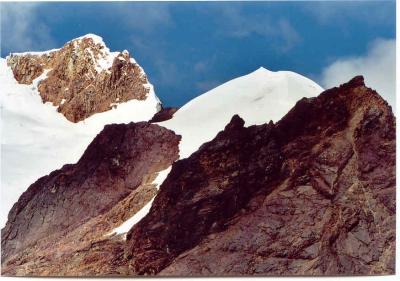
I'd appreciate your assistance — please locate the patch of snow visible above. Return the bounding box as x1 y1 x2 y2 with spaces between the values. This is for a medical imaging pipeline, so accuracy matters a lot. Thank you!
9 48 60 57
107 166 172 238
0 57 161 227
152 167 172 190
32 69 52 89
79 35 119 73
159 67 324 159
60 99 66 105
83 39 118 73
95 51 118 73
69 33 106 47
111 197 155 239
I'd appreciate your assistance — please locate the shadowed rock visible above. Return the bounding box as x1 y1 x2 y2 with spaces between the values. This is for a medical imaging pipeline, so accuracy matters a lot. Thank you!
150 107 178 123
1 122 180 275
127 76 395 276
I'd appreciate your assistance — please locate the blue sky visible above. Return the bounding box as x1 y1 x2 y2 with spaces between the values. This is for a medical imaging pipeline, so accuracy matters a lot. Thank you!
1 1 396 107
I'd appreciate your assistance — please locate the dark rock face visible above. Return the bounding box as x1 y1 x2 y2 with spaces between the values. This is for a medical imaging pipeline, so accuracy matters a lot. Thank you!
7 36 155 122
127 76 395 276
150 107 178 123
1 122 181 274
126 115 282 274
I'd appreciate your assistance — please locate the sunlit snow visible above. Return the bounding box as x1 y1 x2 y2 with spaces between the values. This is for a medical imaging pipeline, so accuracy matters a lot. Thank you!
159 67 324 159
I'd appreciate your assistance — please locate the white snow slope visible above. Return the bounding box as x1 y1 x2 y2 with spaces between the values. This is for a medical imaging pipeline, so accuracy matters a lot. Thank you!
160 67 324 159
0 53 160 227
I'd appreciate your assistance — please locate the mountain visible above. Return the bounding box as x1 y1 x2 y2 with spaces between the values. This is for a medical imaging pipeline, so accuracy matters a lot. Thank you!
130 76 396 276
1 75 395 276
0 34 161 227
158 67 323 159
6 34 158 122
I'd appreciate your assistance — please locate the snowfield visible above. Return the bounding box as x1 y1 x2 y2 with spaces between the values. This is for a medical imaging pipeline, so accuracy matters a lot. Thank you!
0 57 161 227
159 67 324 159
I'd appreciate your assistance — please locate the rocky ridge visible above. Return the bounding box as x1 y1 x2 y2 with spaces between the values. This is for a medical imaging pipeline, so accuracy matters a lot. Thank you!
1 122 180 275
128 76 395 276
7 34 155 122
1 77 395 276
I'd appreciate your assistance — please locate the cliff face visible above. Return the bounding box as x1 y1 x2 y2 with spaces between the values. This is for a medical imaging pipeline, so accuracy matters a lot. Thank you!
1 77 395 276
1 122 180 275
127 76 395 276
7 35 155 122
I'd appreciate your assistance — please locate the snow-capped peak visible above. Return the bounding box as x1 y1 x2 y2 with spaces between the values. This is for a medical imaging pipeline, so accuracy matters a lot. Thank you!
69 33 107 46
6 33 159 122
255 66 272 73
159 67 324 159
67 34 118 73
0 30 162 226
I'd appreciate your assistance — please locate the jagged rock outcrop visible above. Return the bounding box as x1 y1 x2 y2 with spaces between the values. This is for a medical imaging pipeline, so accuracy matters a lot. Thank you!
127 76 395 276
7 34 155 122
150 107 178 123
1 122 180 275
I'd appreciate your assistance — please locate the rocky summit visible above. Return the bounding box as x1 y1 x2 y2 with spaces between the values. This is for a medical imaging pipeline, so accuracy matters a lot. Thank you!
6 34 154 122
1 76 395 276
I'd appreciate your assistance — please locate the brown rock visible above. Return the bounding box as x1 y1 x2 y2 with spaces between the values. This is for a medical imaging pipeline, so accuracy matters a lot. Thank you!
127 76 395 276
7 35 155 122
1 122 181 275
149 106 178 123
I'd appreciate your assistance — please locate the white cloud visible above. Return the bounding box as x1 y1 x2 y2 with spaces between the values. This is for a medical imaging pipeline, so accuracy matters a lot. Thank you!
276 19 301 52
1 3 56 54
111 2 172 33
320 38 395 110
193 54 218 73
194 61 208 73
213 5 301 52
147 57 183 89
305 1 394 26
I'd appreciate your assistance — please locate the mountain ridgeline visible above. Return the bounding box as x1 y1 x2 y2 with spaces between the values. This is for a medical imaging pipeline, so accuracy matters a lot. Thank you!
0 35 395 276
